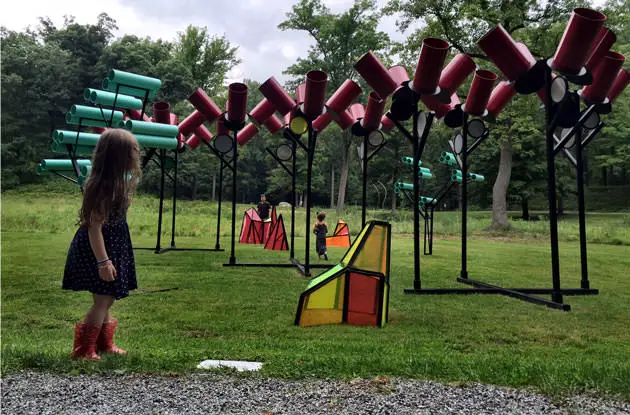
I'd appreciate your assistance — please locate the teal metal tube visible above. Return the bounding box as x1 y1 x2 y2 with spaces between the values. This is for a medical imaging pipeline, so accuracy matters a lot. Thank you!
124 120 178 138
85 88 143 110
102 78 157 99
107 69 162 92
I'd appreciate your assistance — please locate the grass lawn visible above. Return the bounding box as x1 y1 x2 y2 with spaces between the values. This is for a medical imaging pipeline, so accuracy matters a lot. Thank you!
2 187 630 400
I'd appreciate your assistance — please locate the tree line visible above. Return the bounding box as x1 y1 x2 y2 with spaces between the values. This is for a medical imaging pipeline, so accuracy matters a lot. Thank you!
2 0 629 228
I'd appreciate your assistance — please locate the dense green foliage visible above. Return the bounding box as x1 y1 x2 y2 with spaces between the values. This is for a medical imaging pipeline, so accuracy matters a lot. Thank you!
1 0 629 214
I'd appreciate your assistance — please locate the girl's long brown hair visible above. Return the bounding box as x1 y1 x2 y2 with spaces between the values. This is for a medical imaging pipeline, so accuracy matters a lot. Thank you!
79 128 141 226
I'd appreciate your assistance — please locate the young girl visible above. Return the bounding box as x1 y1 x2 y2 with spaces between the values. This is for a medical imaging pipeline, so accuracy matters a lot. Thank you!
313 211 328 260
62 129 141 360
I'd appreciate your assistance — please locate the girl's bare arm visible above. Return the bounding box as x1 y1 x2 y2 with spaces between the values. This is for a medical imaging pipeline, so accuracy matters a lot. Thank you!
88 220 109 261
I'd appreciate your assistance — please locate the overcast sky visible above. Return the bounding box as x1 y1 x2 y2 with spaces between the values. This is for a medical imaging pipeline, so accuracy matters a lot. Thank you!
2 0 605 85
0 0 418 84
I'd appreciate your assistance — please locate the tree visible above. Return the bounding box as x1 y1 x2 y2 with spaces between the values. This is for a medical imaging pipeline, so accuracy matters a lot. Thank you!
384 0 585 229
278 0 391 213
174 26 240 96
1 28 78 188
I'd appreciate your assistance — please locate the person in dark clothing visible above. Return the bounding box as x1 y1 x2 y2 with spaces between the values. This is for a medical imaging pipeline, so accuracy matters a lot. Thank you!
313 211 328 260
257 194 271 220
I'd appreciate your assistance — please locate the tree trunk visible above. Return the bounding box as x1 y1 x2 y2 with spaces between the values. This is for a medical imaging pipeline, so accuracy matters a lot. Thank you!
330 164 335 208
490 136 513 230
212 172 216 201
521 197 529 220
336 135 350 215
557 196 564 217
191 173 199 201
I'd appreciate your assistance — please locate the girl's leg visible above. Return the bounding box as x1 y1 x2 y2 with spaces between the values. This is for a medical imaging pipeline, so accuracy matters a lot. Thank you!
84 294 115 325
72 294 113 360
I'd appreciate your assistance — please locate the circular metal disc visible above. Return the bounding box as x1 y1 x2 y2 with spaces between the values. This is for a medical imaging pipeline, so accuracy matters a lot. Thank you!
467 119 485 138
289 116 308 135
416 111 427 133
276 144 292 161
551 76 568 104
454 133 463 154
214 134 234 154
583 111 600 130
368 130 385 147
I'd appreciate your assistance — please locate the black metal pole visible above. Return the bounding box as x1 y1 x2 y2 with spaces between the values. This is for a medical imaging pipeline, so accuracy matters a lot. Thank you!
170 150 178 248
461 113 469 279
429 206 435 255
412 109 421 290
544 69 563 304
156 149 166 253
575 125 590 289
304 124 315 276
216 159 224 250
290 139 297 259
362 134 369 229
229 131 238 265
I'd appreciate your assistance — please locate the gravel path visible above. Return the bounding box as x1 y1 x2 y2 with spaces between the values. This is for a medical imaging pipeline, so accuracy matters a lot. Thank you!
2 371 629 414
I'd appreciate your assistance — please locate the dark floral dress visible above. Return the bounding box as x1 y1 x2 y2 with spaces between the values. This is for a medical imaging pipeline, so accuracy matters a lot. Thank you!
62 203 137 300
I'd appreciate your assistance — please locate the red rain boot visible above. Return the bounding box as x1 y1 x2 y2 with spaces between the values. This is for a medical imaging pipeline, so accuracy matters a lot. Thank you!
96 318 127 355
71 322 101 361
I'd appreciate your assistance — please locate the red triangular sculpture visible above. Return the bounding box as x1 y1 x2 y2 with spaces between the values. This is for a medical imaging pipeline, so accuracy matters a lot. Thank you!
264 214 289 251
271 205 277 224
239 208 265 244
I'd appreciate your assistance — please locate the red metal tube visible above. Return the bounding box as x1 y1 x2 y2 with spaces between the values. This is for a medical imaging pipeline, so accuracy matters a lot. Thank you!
465 70 498 116
283 112 291 127
296 83 307 105
249 98 276 125
487 81 517 118
354 51 398 98
349 103 365 120
263 114 284 134
584 27 616 71
127 109 151 122
438 54 476 96
237 123 259 146
259 76 296 115
421 93 459 119
552 8 606 74
178 110 206 137
362 91 386 132
515 43 536 65
477 25 533 81
304 70 328 120
227 83 248 124
169 113 178 125
195 124 214 142
389 66 410 88
92 127 107 134
412 38 450 94
325 79 362 120
608 69 630 103
188 88 222 122
312 112 333 132
582 51 625 102
335 109 356 130
153 102 171 124
216 117 230 136
186 134 202 149
420 95 451 119
380 114 395 132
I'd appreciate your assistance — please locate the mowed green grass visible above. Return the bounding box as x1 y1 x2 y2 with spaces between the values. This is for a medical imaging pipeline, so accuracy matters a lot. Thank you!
2 187 630 400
